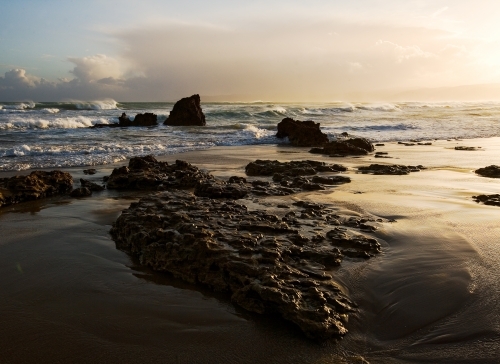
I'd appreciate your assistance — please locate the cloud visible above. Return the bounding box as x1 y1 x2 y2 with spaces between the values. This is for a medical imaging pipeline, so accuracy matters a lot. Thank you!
0 16 492 101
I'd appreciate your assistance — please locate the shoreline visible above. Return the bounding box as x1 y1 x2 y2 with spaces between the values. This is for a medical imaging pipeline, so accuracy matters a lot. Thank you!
1 138 500 362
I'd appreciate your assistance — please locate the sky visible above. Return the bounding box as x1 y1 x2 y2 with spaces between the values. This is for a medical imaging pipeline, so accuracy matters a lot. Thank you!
1 0 500 101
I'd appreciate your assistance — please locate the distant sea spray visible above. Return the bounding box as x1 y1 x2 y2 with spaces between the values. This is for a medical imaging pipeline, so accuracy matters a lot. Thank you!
1 100 500 171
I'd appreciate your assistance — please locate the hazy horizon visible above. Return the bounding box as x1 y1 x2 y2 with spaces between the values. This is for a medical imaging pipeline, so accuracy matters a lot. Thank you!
2 1 500 102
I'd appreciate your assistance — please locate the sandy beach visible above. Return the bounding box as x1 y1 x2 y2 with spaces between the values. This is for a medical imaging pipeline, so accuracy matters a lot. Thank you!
1 138 500 363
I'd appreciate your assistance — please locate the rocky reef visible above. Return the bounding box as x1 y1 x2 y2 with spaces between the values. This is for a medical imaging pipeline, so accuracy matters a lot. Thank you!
358 164 425 175
0 170 73 208
475 165 500 178
164 94 206 126
111 189 383 340
276 118 329 147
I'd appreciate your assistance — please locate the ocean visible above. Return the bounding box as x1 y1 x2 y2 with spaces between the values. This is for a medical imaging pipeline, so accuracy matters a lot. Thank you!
1 99 500 171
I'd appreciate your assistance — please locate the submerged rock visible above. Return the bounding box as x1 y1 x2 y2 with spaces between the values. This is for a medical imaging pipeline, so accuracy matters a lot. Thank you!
357 164 424 175
164 94 206 126
276 118 329 147
0 170 73 208
111 189 383 340
475 165 500 178
310 138 374 157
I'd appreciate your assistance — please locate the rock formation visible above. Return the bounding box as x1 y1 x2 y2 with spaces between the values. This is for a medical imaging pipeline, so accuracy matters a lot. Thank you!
111 189 383 340
245 160 346 176
475 165 500 178
473 194 500 206
310 138 375 157
164 94 206 126
0 171 73 208
357 164 425 175
276 118 329 147
91 113 158 128
106 156 213 190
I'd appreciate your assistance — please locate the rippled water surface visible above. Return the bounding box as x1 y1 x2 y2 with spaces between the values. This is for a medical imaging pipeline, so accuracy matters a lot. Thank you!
2 100 500 170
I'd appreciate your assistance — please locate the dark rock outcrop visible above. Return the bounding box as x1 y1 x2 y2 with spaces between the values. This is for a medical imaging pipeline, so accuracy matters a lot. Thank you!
245 160 346 177
70 187 92 198
276 118 329 147
129 113 158 127
357 164 424 175
473 194 500 206
0 171 73 208
455 146 477 151
111 190 383 340
83 169 96 175
106 156 213 190
164 94 206 126
310 138 374 157
91 113 158 128
475 165 500 178
80 178 105 191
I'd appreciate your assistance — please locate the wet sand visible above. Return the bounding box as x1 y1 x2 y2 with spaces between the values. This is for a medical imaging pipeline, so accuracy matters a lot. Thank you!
1 138 500 363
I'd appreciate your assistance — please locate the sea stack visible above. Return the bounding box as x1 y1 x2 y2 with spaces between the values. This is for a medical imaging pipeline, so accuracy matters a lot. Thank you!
164 94 206 126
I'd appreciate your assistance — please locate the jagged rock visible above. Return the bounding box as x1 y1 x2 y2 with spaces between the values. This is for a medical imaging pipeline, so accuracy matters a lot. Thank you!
70 187 92 198
106 156 213 190
276 118 329 147
111 190 383 340
358 164 424 175
164 94 206 126
130 113 158 127
0 171 73 208
473 194 500 206
310 138 374 156
475 165 500 178
455 146 477 151
245 160 346 176
80 178 105 191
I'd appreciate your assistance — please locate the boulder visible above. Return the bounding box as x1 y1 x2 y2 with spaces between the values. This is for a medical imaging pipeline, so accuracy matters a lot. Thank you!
276 118 329 147
164 94 206 126
0 170 73 208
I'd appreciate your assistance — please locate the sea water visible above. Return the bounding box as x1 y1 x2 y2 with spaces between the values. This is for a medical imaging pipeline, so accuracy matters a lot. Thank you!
1 99 500 171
